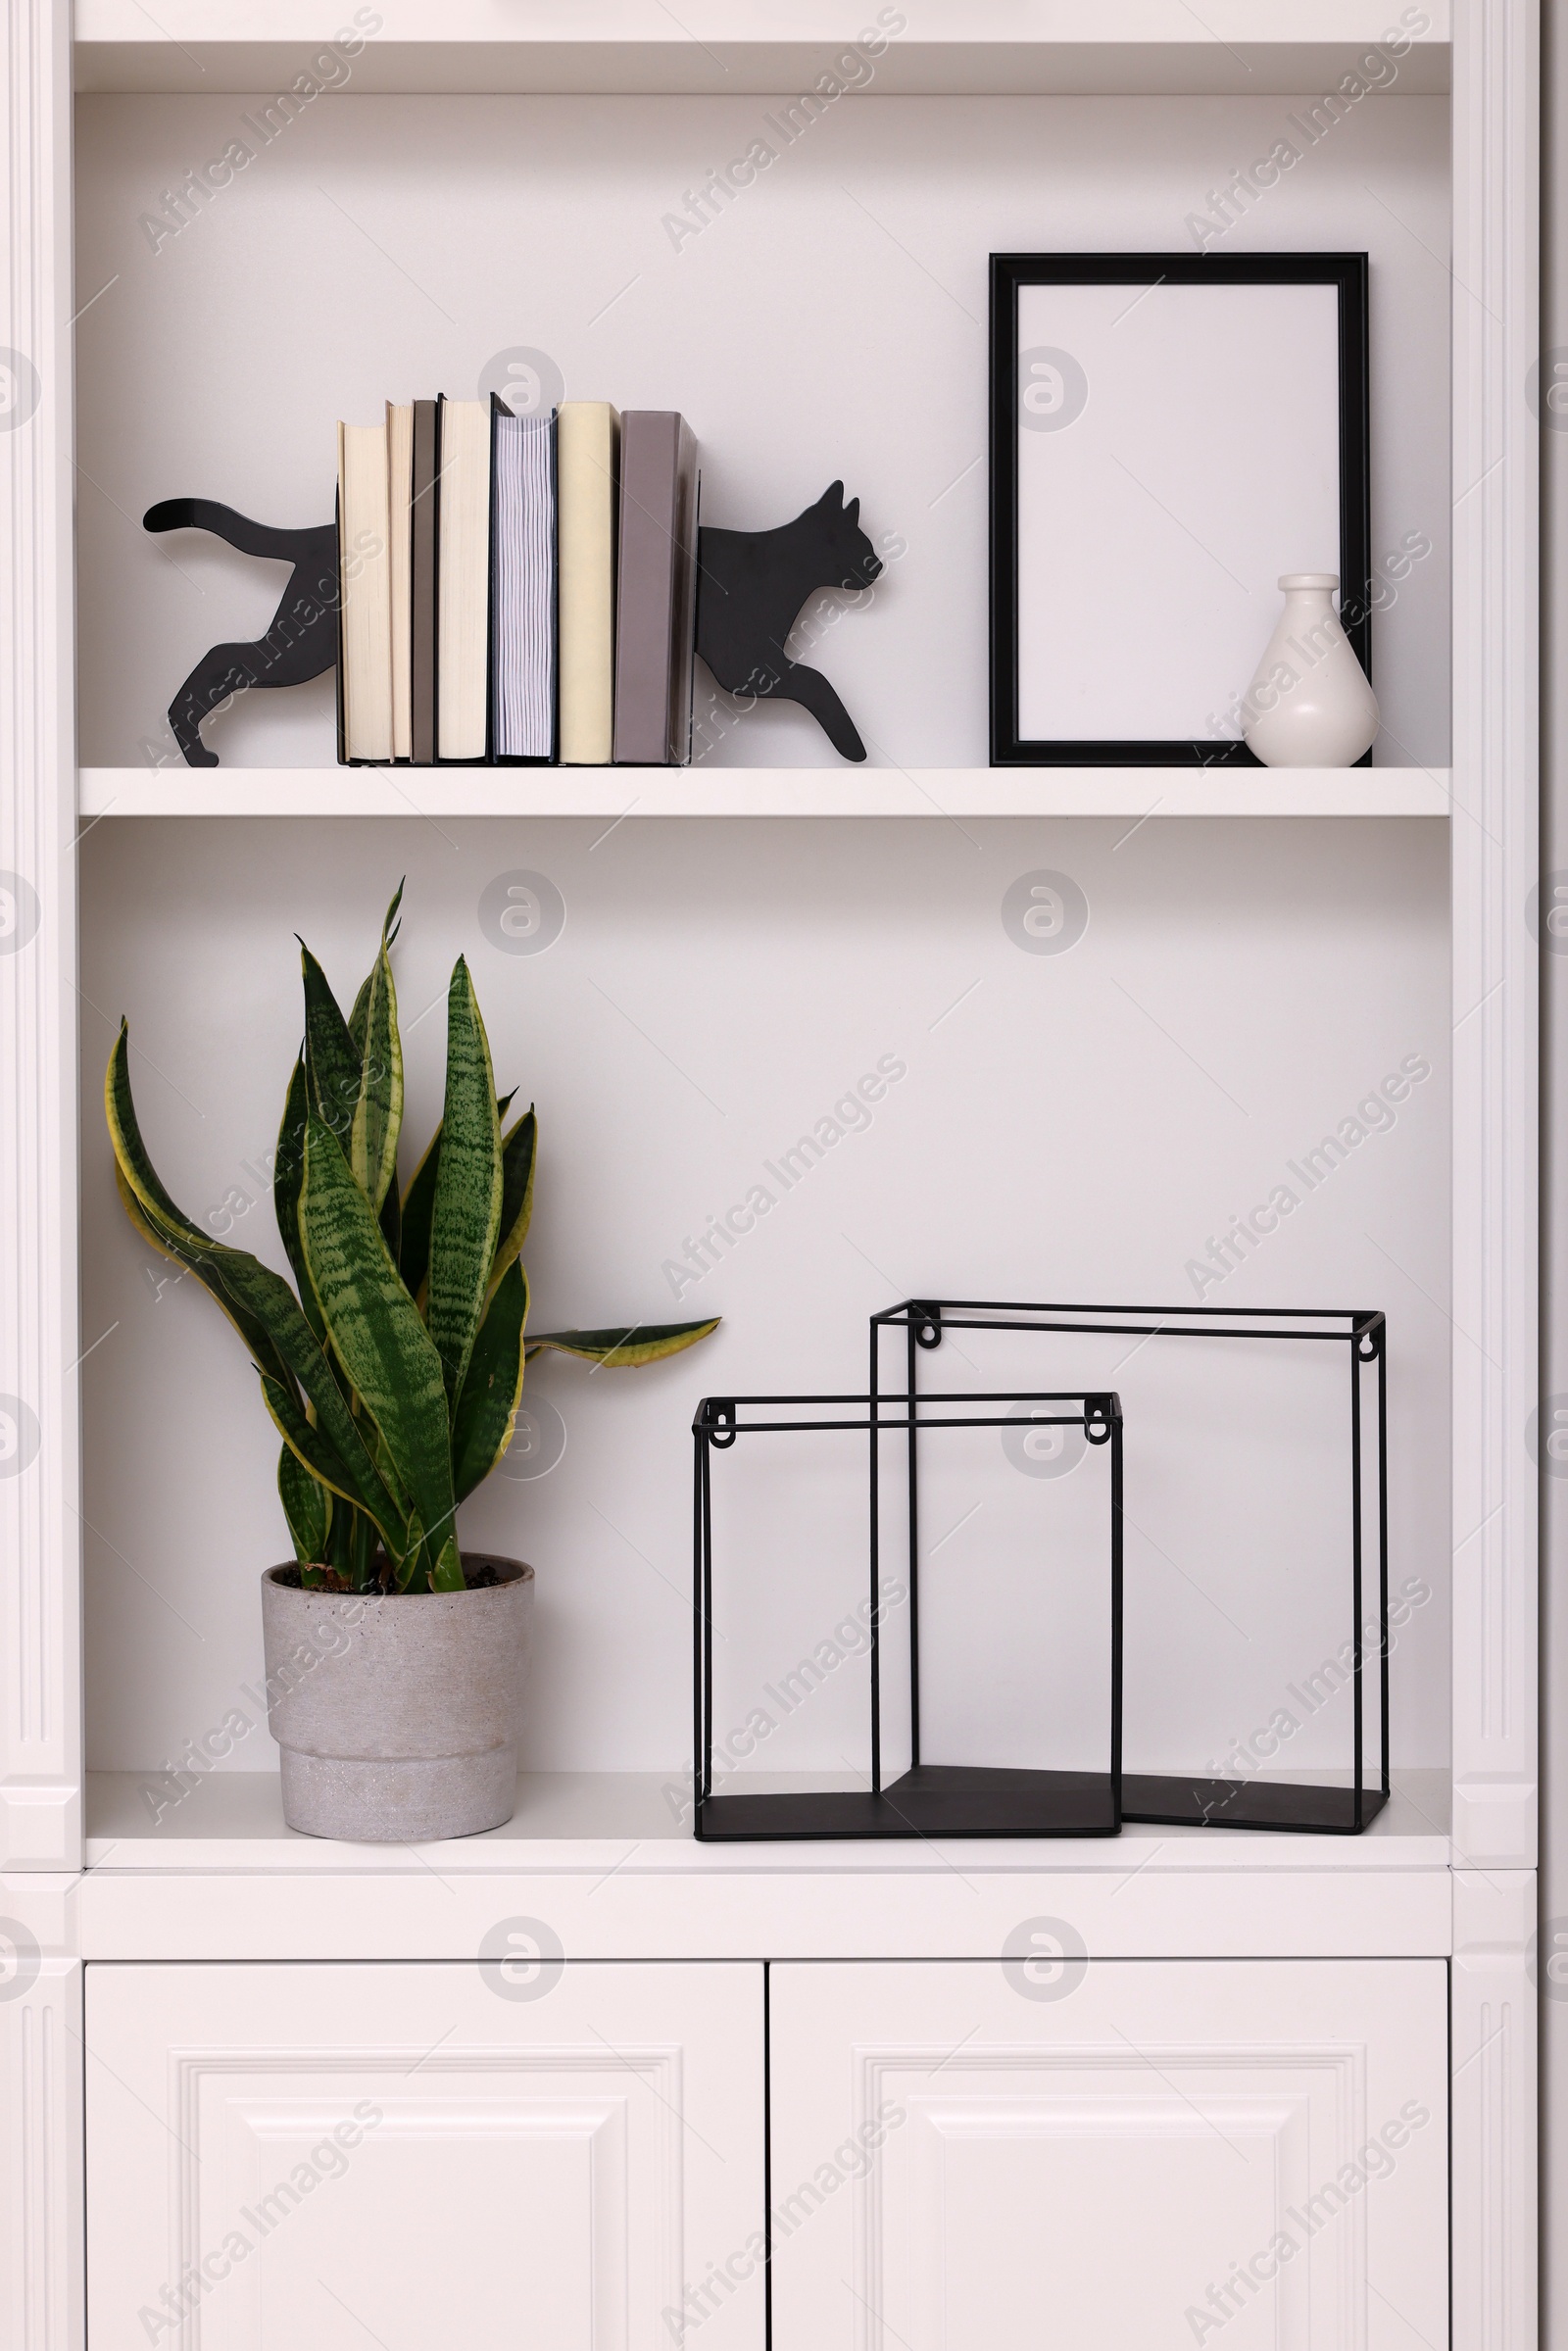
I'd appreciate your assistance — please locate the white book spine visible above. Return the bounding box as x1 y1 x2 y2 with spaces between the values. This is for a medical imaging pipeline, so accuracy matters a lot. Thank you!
437 400 492 760
558 402 618 764
338 419 393 763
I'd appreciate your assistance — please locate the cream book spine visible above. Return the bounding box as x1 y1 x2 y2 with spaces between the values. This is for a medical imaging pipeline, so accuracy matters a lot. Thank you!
436 397 492 760
386 401 414 760
557 401 619 764
337 418 393 763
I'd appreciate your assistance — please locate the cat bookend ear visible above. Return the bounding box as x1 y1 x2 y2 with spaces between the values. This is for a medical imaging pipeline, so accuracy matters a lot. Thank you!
821 479 846 508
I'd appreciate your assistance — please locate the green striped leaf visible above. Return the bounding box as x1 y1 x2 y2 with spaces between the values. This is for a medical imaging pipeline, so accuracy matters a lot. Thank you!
273 1054 324 1340
490 1107 537 1295
400 1091 514 1308
277 1440 330 1565
398 1127 441 1304
348 890 404 1211
126 1184 406 1551
526 1318 720 1368
261 1372 389 1535
107 1028 409 1547
299 1106 458 1575
378 1165 402 1265
453 1260 529 1502
348 881 403 1050
300 943 362 1158
426 959 504 1410
114 1160 287 1391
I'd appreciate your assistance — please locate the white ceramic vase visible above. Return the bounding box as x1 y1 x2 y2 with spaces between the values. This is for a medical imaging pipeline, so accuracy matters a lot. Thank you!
1242 573 1379 767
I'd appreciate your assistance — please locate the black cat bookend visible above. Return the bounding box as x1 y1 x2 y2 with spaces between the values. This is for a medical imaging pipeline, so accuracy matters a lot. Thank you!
695 481 882 762
143 499 339 766
144 476 885 767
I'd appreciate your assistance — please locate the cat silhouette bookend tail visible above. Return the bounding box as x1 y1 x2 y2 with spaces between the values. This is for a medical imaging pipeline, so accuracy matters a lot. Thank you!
143 499 339 766
695 481 883 761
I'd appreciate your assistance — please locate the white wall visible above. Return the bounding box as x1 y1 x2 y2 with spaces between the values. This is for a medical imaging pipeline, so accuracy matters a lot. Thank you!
73 90 1450 768
78 814 1450 1775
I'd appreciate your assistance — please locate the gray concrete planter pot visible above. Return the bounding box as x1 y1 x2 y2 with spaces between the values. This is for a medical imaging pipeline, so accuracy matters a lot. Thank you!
260 1556 534 1841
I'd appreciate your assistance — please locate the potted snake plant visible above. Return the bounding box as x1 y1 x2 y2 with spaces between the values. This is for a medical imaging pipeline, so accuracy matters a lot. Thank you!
106 886 716 1841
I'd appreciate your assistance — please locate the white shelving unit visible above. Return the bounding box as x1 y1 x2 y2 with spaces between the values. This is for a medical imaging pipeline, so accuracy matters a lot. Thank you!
0 5 1539 2349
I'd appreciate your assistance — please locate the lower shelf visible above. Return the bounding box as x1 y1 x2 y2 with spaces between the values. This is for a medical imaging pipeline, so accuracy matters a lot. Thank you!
694 1763 1119 1841
81 1766 1449 1873
1122 1774 1391 1836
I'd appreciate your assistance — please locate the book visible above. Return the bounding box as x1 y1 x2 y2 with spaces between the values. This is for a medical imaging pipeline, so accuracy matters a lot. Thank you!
612 411 700 766
489 394 558 760
557 401 619 763
410 399 438 763
435 395 491 760
386 402 414 760
336 418 393 763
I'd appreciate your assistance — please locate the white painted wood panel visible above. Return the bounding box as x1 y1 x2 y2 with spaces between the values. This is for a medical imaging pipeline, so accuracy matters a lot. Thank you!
74 1857 1455 1966
1446 0 1540 1877
65 0 1453 38
1451 1872 1537 2351
86 1960 765 2350
0 1878 84 2351
770 1958 1447 2351
0 0 82 1874
80 1763 1454 1867
75 766 1457 819
68 2 1453 100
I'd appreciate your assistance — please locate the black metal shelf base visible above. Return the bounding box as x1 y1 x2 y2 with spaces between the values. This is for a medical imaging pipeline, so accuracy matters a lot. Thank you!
694 1763 1119 1842
1122 1774 1390 1835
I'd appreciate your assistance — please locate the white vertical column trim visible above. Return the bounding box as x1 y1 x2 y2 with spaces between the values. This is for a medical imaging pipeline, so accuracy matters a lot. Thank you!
1451 1871 1538 2351
1448 0 1540 1872
0 1882 83 2351
0 0 80 1869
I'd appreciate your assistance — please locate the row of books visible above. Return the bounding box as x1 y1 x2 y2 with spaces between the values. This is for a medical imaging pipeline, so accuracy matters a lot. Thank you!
336 399 700 766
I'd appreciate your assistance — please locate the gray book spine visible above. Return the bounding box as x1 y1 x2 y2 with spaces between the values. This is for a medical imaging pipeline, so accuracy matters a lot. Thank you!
613 411 697 765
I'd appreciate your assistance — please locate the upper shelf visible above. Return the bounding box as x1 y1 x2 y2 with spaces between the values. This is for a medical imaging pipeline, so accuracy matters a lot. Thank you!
73 0 1452 96
77 766 1456 820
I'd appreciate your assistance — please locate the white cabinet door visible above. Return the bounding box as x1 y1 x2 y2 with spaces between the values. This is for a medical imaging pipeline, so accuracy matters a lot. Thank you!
770 1958 1446 2351
86 1960 764 2351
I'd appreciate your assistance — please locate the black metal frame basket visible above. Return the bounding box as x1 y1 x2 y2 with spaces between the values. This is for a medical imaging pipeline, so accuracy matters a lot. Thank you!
874 1299 1389 1835
692 1388 1124 1842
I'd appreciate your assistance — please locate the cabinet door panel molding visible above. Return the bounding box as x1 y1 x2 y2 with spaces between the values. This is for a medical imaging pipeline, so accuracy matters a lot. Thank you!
85 1961 765 2351
770 1960 1448 2351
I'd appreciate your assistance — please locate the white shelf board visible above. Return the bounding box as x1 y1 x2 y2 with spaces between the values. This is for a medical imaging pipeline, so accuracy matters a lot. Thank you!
78 766 1455 821
83 1767 1452 1875
73 2 1451 97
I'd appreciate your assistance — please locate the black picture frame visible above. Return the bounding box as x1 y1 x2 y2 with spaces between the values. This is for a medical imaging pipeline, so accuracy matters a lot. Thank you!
989 252 1371 767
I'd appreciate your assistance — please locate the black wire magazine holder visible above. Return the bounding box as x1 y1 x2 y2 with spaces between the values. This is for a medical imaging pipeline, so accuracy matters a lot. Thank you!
691 1390 1123 1842
875 1299 1390 1836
